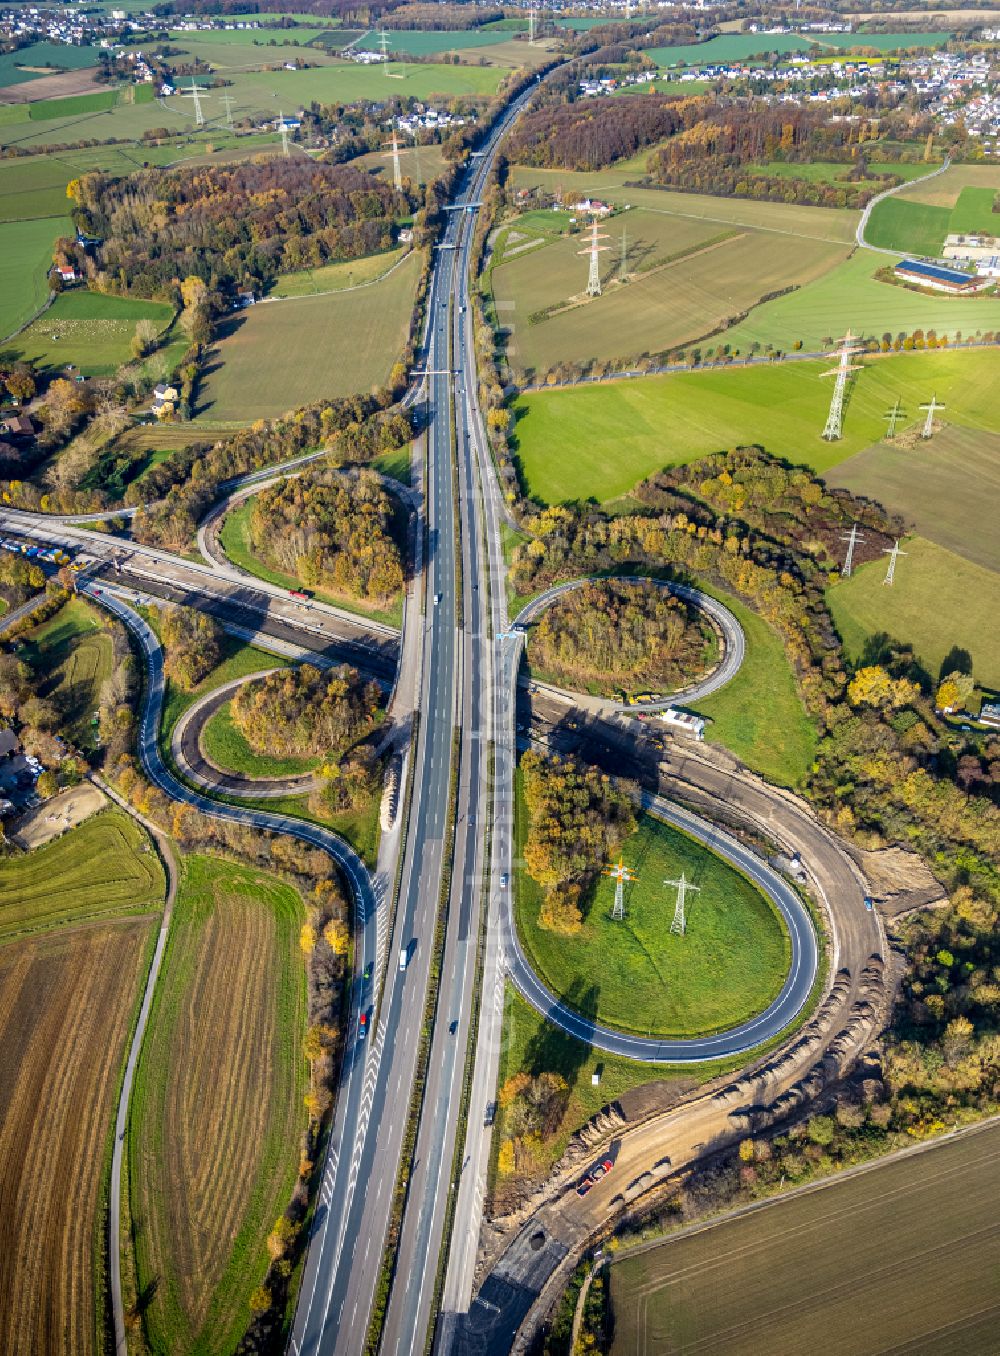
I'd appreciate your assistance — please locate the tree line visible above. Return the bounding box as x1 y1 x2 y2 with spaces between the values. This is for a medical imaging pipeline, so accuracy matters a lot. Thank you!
506 94 695 174
66 158 412 304
248 466 404 605
531 579 713 698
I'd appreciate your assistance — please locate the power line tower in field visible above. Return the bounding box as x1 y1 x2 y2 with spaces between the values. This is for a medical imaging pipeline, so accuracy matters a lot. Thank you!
840 523 864 578
528 0 537 44
821 330 863 441
223 91 234 129
920 393 945 439
883 539 907 586
385 127 403 191
605 857 636 922
664 873 700 936
182 77 206 126
579 218 609 297
278 112 290 157
884 396 904 439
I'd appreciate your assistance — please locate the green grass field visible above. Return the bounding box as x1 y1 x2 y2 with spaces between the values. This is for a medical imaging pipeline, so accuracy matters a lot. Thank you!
0 61 505 150
354 27 516 53
865 195 951 255
372 444 413 487
948 184 1000 235
28 88 118 120
893 162 1000 209
827 536 1000 688
0 808 165 942
826 423 1000 575
609 1120 1000 1356
269 245 407 298
512 347 1000 501
493 206 847 374
197 249 421 421
514 792 790 1038
6 288 175 376
692 588 818 787
0 42 100 89
0 214 69 338
201 698 319 778
127 854 307 1356
645 34 817 65
754 160 935 186
721 247 1000 353
355 141 446 187
217 497 403 627
23 595 113 748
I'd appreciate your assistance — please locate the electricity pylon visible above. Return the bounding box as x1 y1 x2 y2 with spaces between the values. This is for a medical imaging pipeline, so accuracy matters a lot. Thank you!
884 397 904 439
883 539 907 586
664 873 700 936
182 76 206 126
920 393 945 439
840 523 864 578
605 857 636 921
384 127 403 190
578 218 609 297
528 0 536 44
620 223 629 281
821 330 863 440
278 111 290 156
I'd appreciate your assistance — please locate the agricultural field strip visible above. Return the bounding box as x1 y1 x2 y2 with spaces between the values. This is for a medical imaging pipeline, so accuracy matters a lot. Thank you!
638 200 855 247
613 1119 1000 1355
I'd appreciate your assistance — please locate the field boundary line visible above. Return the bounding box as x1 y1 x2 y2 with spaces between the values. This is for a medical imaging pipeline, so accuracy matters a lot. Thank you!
94 774 178 1356
635 200 853 247
607 1109 1000 1273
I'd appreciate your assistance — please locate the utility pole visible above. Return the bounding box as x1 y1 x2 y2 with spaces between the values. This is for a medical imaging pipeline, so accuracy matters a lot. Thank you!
882 539 907 586
223 91 234 129
578 218 609 297
604 857 636 921
664 873 700 936
884 396 904 439
820 330 862 441
840 523 864 578
919 393 945 439
620 223 628 281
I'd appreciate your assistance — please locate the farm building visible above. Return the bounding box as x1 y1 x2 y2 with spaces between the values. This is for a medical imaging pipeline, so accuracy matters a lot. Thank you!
981 701 1000 729
893 259 988 293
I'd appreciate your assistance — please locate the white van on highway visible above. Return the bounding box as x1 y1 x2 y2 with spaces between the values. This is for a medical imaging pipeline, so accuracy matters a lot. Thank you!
399 945 409 972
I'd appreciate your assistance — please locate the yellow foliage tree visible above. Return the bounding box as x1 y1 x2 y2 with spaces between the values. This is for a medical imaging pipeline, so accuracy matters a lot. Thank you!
323 918 349 956
299 923 317 955
497 1139 516 1176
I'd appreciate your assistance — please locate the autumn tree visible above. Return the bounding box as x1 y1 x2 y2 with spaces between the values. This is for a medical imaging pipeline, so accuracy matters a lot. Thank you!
231 663 382 761
160 605 220 689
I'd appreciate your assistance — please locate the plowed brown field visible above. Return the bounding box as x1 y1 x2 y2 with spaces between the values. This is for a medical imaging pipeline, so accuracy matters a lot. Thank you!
129 856 307 1356
0 916 157 1356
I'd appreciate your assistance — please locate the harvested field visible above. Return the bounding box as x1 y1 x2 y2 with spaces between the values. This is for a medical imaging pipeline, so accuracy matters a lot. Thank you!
496 218 845 374
196 248 422 420
894 161 1000 208
0 67 104 103
827 423 1000 574
128 855 308 1356
0 808 165 942
0 914 158 1356
609 1119 1000 1356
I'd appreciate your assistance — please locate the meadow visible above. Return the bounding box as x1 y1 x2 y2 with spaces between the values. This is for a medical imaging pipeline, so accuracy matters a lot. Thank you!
0 214 70 338
893 161 1000 209
0 41 100 89
609 1120 1000 1356
356 140 446 187
23 594 114 748
0 914 157 1356
196 248 422 421
127 855 307 1356
512 347 1000 501
692 588 818 788
514 791 790 1039
7 289 175 377
0 61 506 150
827 423 1000 575
269 244 407 297
719 247 1000 352
201 698 319 778
644 29 948 66
354 27 520 53
0 806 165 942
493 207 847 374
864 195 950 255
827 536 1000 688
